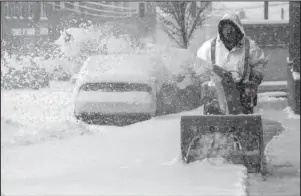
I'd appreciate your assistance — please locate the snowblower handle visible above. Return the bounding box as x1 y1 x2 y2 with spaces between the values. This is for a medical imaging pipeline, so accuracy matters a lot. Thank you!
212 65 232 79
212 65 237 87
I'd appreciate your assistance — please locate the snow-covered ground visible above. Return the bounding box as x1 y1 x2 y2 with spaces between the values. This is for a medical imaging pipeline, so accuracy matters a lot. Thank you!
1 82 299 195
1 83 248 195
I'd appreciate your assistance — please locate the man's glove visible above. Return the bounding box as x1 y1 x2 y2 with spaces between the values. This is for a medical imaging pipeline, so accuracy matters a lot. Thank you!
249 69 264 86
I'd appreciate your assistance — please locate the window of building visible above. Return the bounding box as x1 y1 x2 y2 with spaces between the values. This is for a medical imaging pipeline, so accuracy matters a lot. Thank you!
14 2 20 17
28 3 33 19
114 2 121 6
78 2 85 13
3 2 9 17
123 2 129 10
54 1 60 10
73 2 79 11
21 2 29 18
11 2 17 17
113 2 122 12
40 2 47 19
65 2 74 9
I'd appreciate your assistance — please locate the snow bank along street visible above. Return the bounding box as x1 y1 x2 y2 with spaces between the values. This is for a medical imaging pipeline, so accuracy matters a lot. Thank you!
1 82 300 195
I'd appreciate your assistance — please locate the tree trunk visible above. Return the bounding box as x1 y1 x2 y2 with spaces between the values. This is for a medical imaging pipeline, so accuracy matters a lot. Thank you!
181 32 188 49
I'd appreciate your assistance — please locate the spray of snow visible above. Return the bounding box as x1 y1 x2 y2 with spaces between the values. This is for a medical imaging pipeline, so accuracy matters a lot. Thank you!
55 26 199 79
55 25 144 58
33 57 74 75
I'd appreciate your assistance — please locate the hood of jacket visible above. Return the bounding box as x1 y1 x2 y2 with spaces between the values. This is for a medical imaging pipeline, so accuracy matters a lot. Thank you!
217 13 246 49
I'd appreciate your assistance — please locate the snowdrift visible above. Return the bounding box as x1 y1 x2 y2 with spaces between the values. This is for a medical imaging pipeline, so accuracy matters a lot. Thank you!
2 116 248 196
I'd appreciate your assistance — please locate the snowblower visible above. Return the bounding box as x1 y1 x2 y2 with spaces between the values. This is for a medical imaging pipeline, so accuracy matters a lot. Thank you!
180 64 267 175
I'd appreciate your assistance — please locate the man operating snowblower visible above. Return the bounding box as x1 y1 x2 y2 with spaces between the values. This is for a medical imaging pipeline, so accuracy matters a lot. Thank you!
179 13 268 115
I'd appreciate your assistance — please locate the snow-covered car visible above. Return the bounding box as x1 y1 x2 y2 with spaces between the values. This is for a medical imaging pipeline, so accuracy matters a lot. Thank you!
73 54 178 124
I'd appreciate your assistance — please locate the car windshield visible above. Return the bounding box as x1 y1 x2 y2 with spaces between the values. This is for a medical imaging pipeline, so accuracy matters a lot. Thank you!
80 82 152 93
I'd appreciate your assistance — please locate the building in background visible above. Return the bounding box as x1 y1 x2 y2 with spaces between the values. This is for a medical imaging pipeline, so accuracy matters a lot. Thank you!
1 2 156 55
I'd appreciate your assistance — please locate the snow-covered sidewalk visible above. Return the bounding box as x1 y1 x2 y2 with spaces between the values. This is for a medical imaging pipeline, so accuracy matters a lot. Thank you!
250 98 300 196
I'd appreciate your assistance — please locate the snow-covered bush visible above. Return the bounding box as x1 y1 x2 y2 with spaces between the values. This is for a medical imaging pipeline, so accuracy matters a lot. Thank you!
1 53 50 90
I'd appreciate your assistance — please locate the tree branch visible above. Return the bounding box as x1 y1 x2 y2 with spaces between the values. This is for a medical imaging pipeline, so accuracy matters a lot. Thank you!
187 2 209 40
156 1 210 48
161 24 183 48
158 15 182 36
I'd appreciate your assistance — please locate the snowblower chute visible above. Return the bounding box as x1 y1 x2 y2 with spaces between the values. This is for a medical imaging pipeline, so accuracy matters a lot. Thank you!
180 63 266 174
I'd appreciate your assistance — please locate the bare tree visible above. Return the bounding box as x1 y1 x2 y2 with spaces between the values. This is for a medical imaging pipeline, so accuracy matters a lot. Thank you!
157 1 211 49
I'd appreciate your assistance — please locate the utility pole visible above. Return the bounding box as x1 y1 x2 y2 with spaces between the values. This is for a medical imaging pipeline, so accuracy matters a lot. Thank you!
288 1 300 114
264 1 269 20
289 2 300 74
1 2 3 43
